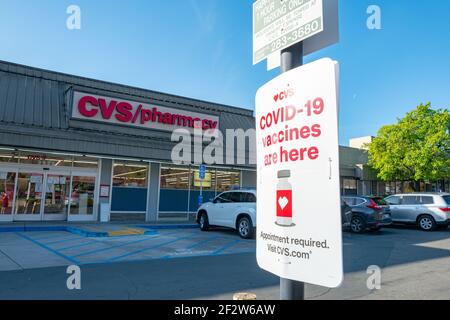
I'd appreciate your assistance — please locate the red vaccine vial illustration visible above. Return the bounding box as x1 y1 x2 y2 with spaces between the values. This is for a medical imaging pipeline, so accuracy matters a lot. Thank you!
276 170 293 226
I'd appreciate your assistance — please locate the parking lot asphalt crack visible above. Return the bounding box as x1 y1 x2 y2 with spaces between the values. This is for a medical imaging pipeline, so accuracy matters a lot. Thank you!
0 248 23 271
307 288 332 299
379 242 397 270
117 271 139 300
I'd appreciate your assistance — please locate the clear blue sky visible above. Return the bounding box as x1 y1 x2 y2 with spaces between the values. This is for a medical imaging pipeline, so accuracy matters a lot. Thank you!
1 0 449 145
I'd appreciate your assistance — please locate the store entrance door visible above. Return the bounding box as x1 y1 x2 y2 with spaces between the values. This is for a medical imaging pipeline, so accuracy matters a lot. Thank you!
1 155 99 223
14 171 45 221
42 173 71 221
14 169 71 221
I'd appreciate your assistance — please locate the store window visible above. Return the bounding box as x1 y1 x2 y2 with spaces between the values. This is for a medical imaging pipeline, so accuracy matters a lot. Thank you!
191 169 215 191
18 151 72 167
0 150 100 169
113 161 148 187
111 161 148 212
402 182 415 193
159 165 190 214
160 166 190 189
73 156 98 168
0 172 16 215
190 168 216 213
15 173 43 215
371 181 378 195
385 182 396 195
0 149 19 163
342 178 357 196
395 181 403 194
70 176 95 215
216 170 241 192
43 174 71 216
158 165 244 217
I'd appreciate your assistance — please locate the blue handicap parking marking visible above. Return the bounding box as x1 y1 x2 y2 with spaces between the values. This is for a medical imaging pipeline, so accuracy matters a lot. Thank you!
28 232 74 242
71 232 169 258
159 236 222 259
10 228 255 267
161 238 254 261
212 239 242 255
59 230 182 261
186 236 222 250
41 236 86 246
159 233 257 260
15 232 81 265
105 234 200 263
57 239 101 251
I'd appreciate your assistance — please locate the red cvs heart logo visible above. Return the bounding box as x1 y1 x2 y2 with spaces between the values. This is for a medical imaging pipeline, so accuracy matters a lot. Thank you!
273 89 294 103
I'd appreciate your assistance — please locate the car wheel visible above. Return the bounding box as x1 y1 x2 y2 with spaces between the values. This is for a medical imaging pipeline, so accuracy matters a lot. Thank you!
199 212 209 231
350 216 366 234
237 216 253 239
417 215 437 231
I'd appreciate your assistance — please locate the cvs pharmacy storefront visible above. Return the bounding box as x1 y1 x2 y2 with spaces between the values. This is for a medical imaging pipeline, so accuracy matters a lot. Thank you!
0 61 256 223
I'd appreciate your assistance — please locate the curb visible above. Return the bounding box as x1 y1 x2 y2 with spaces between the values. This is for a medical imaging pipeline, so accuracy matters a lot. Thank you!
136 224 199 230
0 224 198 237
0 226 67 233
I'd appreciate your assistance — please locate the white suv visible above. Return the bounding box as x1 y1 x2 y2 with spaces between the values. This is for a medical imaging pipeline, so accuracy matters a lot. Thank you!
196 190 256 239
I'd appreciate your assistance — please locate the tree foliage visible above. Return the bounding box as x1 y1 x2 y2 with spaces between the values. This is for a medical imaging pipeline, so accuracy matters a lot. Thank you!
368 103 450 182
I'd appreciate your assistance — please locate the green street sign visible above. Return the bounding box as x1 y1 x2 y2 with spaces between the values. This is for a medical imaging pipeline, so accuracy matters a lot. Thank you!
253 0 324 65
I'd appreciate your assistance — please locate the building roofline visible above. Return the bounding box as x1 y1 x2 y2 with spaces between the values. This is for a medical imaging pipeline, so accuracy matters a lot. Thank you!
0 59 255 117
339 145 369 152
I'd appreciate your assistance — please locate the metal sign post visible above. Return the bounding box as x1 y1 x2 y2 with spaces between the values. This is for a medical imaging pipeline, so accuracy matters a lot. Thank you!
280 41 304 300
199 165 206 206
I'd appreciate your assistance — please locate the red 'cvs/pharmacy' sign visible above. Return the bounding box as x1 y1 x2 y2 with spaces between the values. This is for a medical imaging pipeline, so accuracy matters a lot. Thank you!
72 92 219 133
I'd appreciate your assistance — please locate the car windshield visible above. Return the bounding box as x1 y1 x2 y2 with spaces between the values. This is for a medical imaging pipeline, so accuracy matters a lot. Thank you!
371 197 388 206
443 195 450 205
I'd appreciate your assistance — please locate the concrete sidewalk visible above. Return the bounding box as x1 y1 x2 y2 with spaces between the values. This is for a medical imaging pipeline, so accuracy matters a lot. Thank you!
0 221 199 237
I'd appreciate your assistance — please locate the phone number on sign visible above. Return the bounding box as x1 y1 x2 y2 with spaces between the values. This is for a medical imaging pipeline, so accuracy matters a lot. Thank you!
270 19 321 52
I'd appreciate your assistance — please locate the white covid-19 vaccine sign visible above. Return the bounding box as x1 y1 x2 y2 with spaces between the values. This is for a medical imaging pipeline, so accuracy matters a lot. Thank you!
255 58 343 288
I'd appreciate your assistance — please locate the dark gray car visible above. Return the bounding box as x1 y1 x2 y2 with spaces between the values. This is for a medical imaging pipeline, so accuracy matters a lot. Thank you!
342 196 393 233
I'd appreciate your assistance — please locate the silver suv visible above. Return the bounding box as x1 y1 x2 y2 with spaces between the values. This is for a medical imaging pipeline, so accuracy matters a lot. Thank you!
385 193 450 231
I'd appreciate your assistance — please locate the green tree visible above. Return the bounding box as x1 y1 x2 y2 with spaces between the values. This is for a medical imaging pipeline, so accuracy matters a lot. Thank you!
368 103 450 184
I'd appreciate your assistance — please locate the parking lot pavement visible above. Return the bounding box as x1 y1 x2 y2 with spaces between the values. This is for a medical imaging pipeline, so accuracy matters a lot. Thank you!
0 226 448 299
0 228 255 271
200 226 450 300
